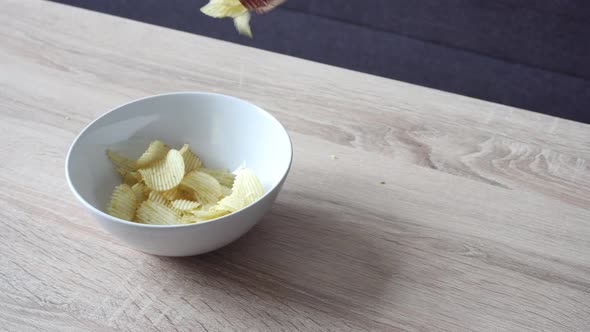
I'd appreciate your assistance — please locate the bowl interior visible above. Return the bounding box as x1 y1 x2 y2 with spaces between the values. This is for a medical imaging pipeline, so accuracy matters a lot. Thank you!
67 93 292 213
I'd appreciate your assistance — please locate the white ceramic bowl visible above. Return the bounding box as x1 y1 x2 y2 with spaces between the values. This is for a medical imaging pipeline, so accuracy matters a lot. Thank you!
66 92 292 256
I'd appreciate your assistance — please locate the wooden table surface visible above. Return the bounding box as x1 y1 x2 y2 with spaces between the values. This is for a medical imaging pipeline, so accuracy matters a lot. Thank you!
2 1 590 331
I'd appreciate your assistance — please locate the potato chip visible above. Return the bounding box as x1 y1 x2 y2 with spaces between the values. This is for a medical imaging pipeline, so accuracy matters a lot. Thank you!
136 200 180 225
182 206 230 223
200 168 236 187
216 192 244 213
170 199 201 211
201 0 247 18
234 168 264 205
131 183 148 205
233 12 252 38
220 185 232 197
179 171 222 205
217 168 263 211
179 144 203 173
107 184 137 221
136 140 170 168
107 150 136 174
139 150 185 191
148 190 170 206
122 171 142 186
161 188 183 201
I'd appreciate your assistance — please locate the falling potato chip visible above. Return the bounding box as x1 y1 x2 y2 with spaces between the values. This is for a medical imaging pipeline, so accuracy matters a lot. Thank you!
107 184 137 221
201 0 251 37
136 140 169 168
179 144 203 173
200 0 284 37
201 0 247 18
170 199 201 211
136 200 180 225
233 12 252 38
139 150 185 191
107 150 136 174
180 171 223 205
200 168 236 187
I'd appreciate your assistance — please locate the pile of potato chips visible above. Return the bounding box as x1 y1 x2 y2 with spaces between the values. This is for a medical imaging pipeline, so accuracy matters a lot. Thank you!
106 140 264 225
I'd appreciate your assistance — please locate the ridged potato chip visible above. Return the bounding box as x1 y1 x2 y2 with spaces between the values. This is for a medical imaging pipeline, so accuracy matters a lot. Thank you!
217 168 264 212
107 184 137 221
139 150 185 191
136 140 169 168
179 144 203 173
180 171 222 205
201 0 284 37
107 150 136 174
136 200 180 225
182 206 230 223
131 183 148 205
220 185 232 197
170 199 201 211
235 168 264 206
216 193 244 213
148 191 170 206
200 168 236 187
123 171 142 186
161 188 183 201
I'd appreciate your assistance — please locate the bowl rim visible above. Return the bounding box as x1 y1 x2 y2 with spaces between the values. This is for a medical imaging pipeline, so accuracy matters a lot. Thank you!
65 91 293 229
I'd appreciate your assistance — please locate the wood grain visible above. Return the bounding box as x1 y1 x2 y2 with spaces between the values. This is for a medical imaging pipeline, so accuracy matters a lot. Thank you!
1 1 589 331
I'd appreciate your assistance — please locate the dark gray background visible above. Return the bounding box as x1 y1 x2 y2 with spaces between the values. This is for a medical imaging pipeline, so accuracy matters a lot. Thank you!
49 0 590 124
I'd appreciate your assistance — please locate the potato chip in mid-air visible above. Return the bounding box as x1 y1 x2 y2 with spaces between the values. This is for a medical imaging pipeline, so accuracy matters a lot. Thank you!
139 149 185 191
201 0 247 18
136 140 169 168
160 188 182 201
233 12 252 37
179 144 203 173
136 200 180 225
200 0 284 37
180 171 223 205
107 184 137 221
